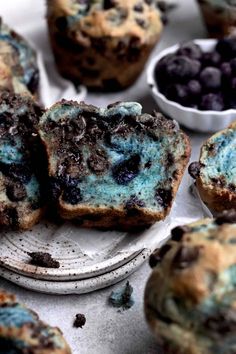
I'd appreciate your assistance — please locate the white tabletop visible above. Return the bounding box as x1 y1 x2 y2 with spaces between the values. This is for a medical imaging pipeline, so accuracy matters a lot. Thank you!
0 1 209 353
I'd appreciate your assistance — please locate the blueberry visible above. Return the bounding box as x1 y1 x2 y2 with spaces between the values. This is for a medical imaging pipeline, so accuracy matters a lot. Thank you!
200 93 224 111
112 154 140 185
231 58 236 75
202 51 221 67
187 80 202 98
155 54 175 91
230 77 236 93
166 56 201 81
166 84 189 105
216 37 236 60
177 41 202 60
62 186 82 205
221 62 232 91
199 67 222 91
221 62 232 78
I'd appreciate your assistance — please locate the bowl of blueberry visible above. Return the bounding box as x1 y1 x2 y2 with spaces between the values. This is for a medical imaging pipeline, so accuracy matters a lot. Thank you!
147 37 236 132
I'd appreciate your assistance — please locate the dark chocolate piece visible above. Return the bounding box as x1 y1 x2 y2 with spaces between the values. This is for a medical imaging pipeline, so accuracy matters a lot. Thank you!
188 162 201 179
172 246 200 269
215 210 236 225
28 252 60 268
73 313 86 328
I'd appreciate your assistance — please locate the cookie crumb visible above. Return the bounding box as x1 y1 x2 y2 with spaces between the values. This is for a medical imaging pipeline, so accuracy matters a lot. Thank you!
28 252 60 268
73 314 86 328
109 281 134 310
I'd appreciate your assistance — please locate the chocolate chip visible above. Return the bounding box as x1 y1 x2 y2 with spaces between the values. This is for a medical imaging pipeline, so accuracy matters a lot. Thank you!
62 186 82 205
48 177 61 202
0 162 32 184
102 78 122 91
215 210 236 225
27 69 39 94
155 188 172 208
188 162 201 179
87 149 109 174
149 244 172 268
204 309 236 334
135 18 147 28
55 16 68 32
172 246 200 269
73 314 86 328
6 182 27 202
171 225 191 241
6 208 19 228
112 154 140 185
104 0 116 9
145 161 152 169
134 3 144 12
28 252 60 268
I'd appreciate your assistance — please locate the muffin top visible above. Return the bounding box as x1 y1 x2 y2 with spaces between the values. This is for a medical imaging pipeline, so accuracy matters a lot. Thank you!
47 0 163 42
145 212 236 354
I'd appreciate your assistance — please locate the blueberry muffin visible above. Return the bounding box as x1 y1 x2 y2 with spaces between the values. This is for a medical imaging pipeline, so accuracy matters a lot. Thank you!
0 290 71 354
197 0 236 38
38 100 190 231
0 19 39 96
46 0 163 90
0 92 45 230
145 212 236 354
189 121 236 212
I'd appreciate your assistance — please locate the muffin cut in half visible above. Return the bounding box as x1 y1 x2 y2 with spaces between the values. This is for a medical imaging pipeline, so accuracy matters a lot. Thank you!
0 290 71 354
39 100 190 231
189 121 236 212
0 92 44 230
145 211 236 354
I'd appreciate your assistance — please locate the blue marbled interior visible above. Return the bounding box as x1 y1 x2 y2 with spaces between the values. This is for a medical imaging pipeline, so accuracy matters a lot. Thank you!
0 305 35 328
79 134 176 210
41 102 184 210
201 129 236 185
0 102 41 205
0 140 23 164
0 23 36 87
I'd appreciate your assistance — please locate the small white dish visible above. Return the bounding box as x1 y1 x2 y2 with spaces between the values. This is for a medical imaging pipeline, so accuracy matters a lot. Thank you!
147 39 236 133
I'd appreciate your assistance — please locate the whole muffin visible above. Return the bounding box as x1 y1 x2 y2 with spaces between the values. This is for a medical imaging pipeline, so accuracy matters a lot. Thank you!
0 19 39 96
145 212 236 354
0 290 71 353
47 0 163 90
197 0 236 38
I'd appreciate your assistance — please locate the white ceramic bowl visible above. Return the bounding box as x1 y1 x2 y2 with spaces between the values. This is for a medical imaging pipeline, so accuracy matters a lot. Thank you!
147 39 236 133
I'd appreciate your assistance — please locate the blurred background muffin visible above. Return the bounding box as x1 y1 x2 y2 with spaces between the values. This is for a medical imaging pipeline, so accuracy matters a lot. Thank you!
197 0 236 38
46 0 163 91
0 19 39 96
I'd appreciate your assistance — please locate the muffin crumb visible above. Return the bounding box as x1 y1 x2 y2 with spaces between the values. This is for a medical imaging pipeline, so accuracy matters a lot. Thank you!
28 252 60 268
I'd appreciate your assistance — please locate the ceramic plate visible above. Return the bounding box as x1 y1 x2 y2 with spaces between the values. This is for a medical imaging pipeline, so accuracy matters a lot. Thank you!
0 217 171 291
0 249 151 295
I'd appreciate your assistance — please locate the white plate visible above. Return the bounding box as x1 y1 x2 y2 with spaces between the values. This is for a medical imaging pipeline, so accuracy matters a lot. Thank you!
147 39 236 133
0 249 151 295
0 217 171 292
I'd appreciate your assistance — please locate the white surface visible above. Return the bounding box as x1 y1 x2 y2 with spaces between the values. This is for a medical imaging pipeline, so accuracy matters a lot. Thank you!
147 39 236 133
0 1 211 353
